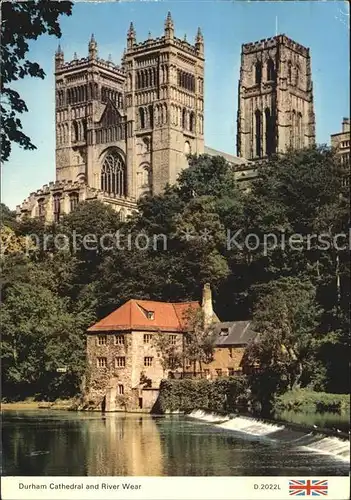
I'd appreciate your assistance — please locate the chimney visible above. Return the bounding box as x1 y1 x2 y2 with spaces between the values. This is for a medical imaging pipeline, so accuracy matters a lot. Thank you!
201 283 214 327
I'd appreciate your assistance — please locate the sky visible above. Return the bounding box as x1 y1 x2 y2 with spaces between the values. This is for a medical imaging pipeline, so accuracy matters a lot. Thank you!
2 0 350 210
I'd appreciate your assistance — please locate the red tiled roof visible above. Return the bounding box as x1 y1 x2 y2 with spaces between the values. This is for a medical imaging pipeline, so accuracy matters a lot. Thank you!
87 299 200 333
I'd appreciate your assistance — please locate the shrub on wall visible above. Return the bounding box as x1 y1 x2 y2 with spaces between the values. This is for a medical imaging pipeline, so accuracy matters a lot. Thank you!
156 376 249 413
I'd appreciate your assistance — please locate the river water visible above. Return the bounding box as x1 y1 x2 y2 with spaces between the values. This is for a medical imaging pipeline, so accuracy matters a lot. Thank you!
1 411 349 476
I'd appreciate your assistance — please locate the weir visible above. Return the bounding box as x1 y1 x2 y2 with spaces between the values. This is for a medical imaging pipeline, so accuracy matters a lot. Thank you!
189 410 350 462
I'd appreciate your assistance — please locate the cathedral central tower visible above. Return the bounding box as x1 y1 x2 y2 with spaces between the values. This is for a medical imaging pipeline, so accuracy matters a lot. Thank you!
237 34 315 160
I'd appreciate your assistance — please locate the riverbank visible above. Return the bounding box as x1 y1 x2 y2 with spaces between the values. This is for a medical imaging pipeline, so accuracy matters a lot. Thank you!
1 398 75 410
188 409 350 463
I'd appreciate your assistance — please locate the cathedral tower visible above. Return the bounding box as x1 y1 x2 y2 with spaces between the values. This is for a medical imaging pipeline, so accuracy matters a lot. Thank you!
123 12 205 196
237 35 315 160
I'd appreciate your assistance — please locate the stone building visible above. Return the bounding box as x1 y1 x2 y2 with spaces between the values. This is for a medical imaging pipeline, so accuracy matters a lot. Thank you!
85 297 200 411
237 34 315 161
331 117 350 188
199 321 257 379
16 22 315 221
17 13 206 222
84 284 257 412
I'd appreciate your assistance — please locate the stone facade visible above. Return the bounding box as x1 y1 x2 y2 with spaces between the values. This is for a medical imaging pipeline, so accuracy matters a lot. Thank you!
17 13 205 222
84 285 257 412
237 34 315 161
16 25 316 221
331 118 350 188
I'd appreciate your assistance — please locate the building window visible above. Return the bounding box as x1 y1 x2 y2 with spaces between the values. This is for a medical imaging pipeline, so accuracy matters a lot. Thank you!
215 369 223 377
255 62 262 85
265 107 275 156
189 112 195 132
97 335 107 346
228 368 235 376
295 64 300 87
118 384 124 395
267 59 275 81
72 120 79 142
97 357 107 368
38 198 45 219
287 61 292 84
69 192 79 212
255 110 262 158
203 369 210 377
139 107 145 129
53 193 61 223
170 335 177 345
182 108 186 129
144 334 152 344
115 356 126 368
101 150 126 196
115 335 125 345
144 356 153 367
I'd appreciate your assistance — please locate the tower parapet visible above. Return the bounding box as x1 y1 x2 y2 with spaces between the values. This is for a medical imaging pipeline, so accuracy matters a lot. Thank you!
237 33 315 161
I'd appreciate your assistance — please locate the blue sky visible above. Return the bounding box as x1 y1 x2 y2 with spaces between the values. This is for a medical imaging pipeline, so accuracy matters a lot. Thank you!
2 0 350 209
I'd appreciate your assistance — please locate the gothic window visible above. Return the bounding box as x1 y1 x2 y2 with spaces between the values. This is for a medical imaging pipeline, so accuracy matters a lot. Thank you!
287 61 292 84
139 107 145 129
255 62 262 85
297 112 303 149
101 150 126 196
182 108 186 129
72 120 79 142
189 112 195 132
296 64 300 87
148 105 154 128
267 59 275 81
143 137 150 153
141 165 151 187
265 107 275 156
82 119 87 141
53 193 61 223
291 110 296 147
255 110 262 158
69 192 79 212
38 198 45 219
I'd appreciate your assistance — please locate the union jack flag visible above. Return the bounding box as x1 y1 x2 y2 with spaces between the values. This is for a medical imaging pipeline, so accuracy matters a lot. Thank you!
289 479 328 496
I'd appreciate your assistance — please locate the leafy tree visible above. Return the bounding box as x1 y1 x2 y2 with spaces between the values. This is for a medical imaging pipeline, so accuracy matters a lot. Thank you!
244 277 332 409
0 225 34 257
1 0 72 162
0 203 18 230
183 307 217 375
152 331 183 376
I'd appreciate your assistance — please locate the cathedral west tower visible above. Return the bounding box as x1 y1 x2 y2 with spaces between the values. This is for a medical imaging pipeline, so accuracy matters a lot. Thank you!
237 34 315 160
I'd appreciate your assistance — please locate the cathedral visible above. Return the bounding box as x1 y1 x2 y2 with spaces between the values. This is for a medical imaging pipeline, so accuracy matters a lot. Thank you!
16 13 315 222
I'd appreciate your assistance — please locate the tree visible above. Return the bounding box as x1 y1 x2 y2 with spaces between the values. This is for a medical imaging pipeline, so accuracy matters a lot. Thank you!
182 307 217 376
244 277 332 409
1 0 73 162
152 331 183 377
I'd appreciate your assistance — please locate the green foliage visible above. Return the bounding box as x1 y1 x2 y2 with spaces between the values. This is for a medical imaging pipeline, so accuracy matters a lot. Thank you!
157 377 249 413
152 331 183 374
274 389 350 414
182 307 217 373
1 0 73 162
245 277 328 406
2 148 349 400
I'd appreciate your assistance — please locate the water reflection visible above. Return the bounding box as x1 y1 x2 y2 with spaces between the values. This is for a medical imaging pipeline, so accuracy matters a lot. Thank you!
1 411 349 476
84 414 163 475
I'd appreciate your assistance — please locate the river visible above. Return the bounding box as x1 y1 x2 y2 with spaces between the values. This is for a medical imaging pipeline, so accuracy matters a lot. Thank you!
1 410 349 476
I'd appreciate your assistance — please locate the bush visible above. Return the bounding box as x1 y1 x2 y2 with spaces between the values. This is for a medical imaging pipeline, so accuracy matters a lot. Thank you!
156 376 249 413
274 389 350 414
